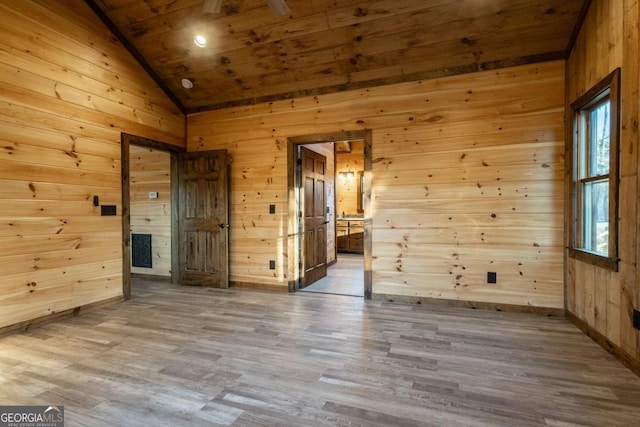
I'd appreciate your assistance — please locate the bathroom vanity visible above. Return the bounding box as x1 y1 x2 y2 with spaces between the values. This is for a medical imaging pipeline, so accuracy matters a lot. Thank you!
336 218 364 253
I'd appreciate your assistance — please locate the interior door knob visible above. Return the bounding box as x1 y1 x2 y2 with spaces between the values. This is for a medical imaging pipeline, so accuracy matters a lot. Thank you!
219 223 229 229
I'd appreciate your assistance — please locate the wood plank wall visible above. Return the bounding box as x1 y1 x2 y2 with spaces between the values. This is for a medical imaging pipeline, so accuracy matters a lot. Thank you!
188 60 565 309
0 0 184 328
566 0 640 367
129 146 172 277
336 140 365 217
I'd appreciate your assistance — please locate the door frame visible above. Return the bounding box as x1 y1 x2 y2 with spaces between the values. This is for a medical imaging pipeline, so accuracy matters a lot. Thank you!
287 129 373 299
121 133 185 300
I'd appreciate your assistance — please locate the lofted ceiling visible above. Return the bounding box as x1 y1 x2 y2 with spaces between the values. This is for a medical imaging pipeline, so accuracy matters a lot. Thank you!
89 0 587 113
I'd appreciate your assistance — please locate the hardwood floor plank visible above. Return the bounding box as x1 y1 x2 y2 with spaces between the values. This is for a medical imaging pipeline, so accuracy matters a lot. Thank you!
1 278 640 426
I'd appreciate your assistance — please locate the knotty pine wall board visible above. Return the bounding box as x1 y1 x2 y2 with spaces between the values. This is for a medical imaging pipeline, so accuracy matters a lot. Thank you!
0 1 179 113
0 0 184 329
0 247 122 278
188 60 565 309
565 0 640 368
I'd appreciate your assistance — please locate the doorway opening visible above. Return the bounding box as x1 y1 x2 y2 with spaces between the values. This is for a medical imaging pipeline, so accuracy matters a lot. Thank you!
121 133 184 299
286 130 372 299
302 252 364 297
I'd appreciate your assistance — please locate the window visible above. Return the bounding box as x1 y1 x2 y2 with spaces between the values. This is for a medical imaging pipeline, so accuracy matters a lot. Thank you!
569 68 620 270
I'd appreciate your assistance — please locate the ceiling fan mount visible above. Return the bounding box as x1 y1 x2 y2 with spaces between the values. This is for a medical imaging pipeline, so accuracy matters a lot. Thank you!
203 0 290 17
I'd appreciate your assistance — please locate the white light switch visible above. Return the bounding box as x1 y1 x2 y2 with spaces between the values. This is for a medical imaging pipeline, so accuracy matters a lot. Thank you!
149 192 158 199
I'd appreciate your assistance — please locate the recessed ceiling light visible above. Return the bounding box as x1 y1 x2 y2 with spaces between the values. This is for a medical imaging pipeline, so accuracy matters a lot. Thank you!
181 79 194 89
194 34 207 47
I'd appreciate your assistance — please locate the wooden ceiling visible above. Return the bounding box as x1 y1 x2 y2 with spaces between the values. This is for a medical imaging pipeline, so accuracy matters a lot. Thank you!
89 0 587 113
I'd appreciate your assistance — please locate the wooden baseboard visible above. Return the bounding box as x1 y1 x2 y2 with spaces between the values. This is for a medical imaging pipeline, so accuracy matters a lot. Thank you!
230 281 289 292
0 296 123 338
373 294 564 317
131 273 172 282
327 259 337 267
566 311 640 377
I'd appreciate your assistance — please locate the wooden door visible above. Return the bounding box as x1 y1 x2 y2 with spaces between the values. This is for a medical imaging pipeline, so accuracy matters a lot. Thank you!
178 150 229 287
301 147 328 287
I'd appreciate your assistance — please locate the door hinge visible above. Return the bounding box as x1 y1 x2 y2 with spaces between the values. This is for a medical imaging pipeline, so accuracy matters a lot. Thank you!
297 158 302 166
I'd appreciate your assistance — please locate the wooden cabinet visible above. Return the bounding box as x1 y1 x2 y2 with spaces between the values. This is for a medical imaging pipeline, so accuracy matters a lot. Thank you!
336 219 364 254
336 220 349 252
349 228 364 253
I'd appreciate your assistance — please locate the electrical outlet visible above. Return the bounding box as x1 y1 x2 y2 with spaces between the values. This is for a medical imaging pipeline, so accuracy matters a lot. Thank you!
269 260 276 270
269 204 276 214
487 272 497 284
149 191 158 199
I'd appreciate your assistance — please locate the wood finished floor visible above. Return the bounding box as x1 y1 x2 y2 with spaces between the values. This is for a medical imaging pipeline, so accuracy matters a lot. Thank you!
1 279 640 426
302 253 364 296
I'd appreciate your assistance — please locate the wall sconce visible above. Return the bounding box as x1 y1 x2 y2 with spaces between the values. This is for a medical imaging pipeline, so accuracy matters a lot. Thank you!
338 171 355 180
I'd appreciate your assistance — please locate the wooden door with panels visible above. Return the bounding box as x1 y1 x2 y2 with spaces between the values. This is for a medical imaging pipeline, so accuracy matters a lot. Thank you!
300 147 328 287
178 150 229 287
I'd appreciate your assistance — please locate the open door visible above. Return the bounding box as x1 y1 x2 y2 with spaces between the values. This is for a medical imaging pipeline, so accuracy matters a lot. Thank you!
301 146 328 287
178 150 229 287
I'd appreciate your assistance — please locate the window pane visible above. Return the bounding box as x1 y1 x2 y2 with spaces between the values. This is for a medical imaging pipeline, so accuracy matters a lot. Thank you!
582 179 609 255
589 101 610 176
